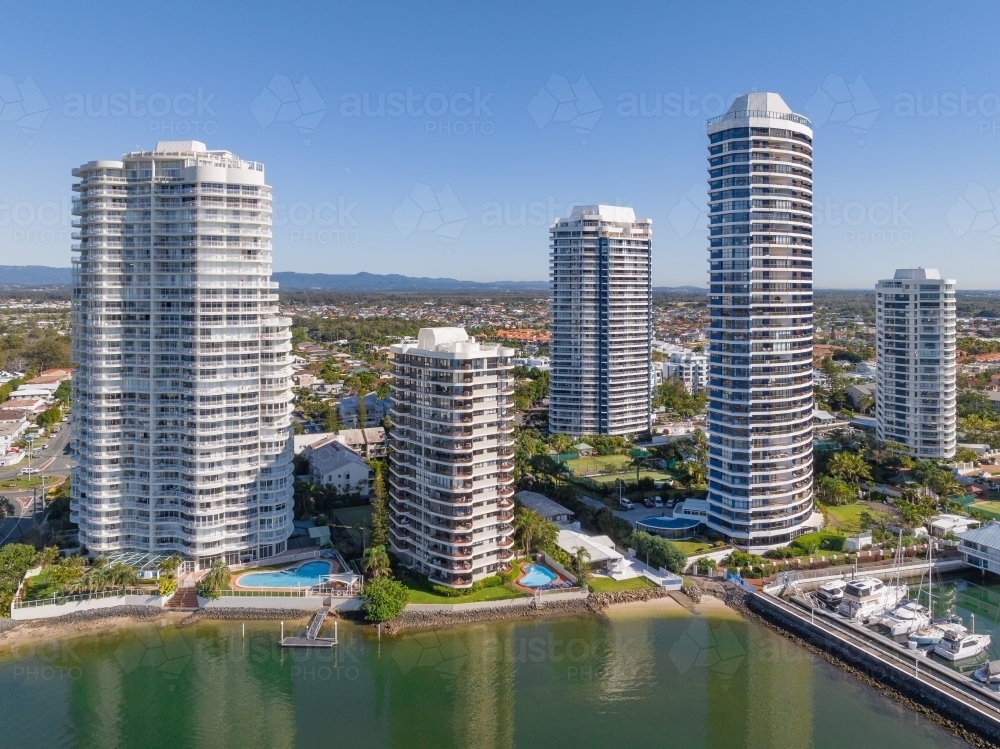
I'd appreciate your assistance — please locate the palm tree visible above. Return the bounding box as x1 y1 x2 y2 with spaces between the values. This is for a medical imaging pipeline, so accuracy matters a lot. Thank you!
196 558 231 599
108 562 138 589
572 546 591 586
514 508 541 557
157 554 182 577
362 544 390 579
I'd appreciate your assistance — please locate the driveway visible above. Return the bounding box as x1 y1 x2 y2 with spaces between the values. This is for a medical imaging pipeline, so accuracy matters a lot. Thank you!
614 504 675 527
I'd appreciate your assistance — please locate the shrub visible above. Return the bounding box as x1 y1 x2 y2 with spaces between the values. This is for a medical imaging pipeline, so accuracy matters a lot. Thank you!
695 556 715 573
158 576 178 597
764 547 796 560
362 577 409 622
0 543 39 616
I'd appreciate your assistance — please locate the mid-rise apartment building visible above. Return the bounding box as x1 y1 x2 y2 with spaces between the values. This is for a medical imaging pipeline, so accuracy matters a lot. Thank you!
875 269 957 458
387 328 516 588
549 205 652 436
655 342 708 394
705 93 817 551
70 141 294 567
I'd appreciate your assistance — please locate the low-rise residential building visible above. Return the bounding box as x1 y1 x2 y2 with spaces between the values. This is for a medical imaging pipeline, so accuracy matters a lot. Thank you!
338 391 392 428
847 383 875 410
959 524 1000 572
515 490 575 525
555 529 624 573
928 513 979 538
304 437 373 497
334 427 387 459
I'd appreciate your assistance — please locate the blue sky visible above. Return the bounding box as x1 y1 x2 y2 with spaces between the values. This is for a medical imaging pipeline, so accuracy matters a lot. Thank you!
2 1 1000 287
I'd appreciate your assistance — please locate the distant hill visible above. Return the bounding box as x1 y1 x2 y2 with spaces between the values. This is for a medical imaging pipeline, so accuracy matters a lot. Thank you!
653 286 706 293
0 265 72 286
272 272 549 292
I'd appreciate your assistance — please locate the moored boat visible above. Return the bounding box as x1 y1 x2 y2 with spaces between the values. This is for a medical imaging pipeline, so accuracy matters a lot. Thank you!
973 660 1000 684
934 629 992 662
876 600 931 637
816 579 847 606
908 617 967 647
837 577 909 621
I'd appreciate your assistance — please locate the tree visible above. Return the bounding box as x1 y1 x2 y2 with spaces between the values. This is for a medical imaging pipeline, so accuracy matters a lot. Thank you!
653 377 707 418
514 507 542 556
826 452 872 487
571 546 591 586
0 497 15 523
195 558 231 600
356 395 368 428
816 475 855 506
369 463 390 548
362 544 390 579
955 447 980 463
54 380 71 405
361 576 409 622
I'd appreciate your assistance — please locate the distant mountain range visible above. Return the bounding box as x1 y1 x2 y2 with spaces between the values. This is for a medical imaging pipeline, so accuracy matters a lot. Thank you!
272 272 549 291
0 266 711 293
0 265 73 286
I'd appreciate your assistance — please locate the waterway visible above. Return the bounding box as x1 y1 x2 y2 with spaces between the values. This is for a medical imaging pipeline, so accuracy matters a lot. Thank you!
1 596 981 749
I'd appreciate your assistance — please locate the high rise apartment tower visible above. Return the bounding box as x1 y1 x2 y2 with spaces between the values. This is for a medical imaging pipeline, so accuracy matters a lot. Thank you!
875 269 957 458
704 94 818 551
549 205 652 436
387 328 517 588
70 141 294 567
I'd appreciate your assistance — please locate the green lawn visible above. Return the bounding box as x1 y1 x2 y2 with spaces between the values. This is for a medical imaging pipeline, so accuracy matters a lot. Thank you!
406 584 527 604
972 501 1000 519
564 454 632 476
0 475 64 491
669 540 715 556
821 503 867 533
588 576 657 593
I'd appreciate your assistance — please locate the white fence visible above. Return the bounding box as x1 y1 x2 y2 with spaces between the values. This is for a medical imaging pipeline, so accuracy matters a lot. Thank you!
12 589 167 621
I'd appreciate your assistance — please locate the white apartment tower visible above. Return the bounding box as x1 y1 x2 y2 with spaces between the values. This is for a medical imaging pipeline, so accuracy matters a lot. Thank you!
875 269 957 458
388 328 516 588
549 205 652 436
705 93 817 551
70 141 295 568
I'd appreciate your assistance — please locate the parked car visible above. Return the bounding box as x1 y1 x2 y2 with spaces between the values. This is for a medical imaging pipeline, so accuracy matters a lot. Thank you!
41 444 49 450
653 496 664 508
644 498 655 508
619 498 635 510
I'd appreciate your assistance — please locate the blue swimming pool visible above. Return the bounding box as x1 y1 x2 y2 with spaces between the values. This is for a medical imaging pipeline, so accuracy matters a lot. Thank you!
518 563 558 587
234 561 333 589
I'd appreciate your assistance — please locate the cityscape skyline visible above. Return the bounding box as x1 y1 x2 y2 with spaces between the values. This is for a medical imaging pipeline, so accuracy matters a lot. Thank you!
3 3 1000 287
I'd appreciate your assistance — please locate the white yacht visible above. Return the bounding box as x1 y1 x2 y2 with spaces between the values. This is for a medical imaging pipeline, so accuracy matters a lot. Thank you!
816 579 847 606
837 577 909 622
877 600 931 637
908 615 966 647
934 629 992 662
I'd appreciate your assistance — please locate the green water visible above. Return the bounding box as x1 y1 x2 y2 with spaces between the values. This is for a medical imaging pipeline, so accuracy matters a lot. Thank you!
0 606 974 749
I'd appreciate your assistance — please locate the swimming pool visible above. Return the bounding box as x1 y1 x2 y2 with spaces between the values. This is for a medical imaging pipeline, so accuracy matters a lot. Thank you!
234 561 333 589
518 563 558 588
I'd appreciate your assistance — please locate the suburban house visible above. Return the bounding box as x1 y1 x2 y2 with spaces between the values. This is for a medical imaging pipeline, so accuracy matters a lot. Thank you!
847 383 875 410
928 513 980 538
304 437 374 497
515 490 575 525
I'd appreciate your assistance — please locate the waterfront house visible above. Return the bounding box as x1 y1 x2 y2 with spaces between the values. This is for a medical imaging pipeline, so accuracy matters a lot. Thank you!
958 524 1000 572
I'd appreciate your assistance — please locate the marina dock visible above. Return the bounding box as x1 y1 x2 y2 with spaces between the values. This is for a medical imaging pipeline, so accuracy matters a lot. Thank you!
753 579 1000 744
279 602 338 648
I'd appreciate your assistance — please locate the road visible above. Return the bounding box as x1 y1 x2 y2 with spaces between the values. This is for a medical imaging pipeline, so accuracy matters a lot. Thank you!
0 421 73 546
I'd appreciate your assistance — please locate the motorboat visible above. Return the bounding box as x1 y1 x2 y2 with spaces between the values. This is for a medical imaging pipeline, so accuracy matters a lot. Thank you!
973 660 1000 684
837 577 909 621
934 629 992 662
816 579 847 606
908 616 967 647
876 600 931 637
